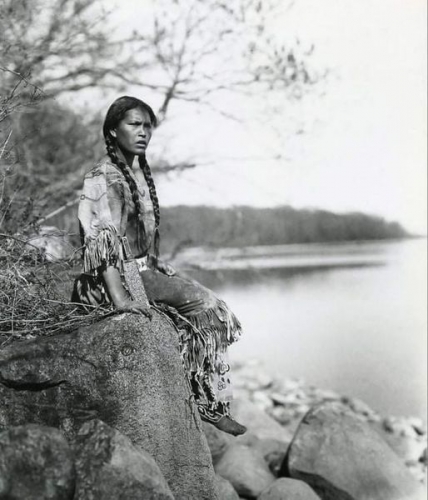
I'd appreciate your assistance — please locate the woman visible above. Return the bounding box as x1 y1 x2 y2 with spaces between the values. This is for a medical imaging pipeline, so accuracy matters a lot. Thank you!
73 96 246 436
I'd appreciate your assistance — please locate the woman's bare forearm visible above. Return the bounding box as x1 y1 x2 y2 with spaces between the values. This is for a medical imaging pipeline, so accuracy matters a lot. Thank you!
102 265 152 317
102 266 129 307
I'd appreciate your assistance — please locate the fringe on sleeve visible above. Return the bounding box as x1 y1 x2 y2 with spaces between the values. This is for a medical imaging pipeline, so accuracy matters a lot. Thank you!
78 163 125 276
83 224 124 275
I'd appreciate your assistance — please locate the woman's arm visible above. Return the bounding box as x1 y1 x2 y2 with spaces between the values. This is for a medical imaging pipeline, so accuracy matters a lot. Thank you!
102 265 152 317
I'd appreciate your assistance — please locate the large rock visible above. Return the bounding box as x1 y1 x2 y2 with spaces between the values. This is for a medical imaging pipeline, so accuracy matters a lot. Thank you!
252 438 290 477
0 312 218 500
202 420 234 464
0 424 75 500
281 402 425 500
258 478 321 500
214 444 275 498
29 225 72 261
202 416 289 475
221 429 289 477
213 475 240 500
74 419 173 499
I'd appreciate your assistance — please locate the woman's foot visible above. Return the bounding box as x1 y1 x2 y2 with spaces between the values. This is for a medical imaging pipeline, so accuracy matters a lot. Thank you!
198 403 247 436
211 415 247 436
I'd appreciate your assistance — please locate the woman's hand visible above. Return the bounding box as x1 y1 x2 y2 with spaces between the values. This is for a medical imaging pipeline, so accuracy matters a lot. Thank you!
101 265 152 318
116 298 152 319
157 260 176 277
148 255 176 276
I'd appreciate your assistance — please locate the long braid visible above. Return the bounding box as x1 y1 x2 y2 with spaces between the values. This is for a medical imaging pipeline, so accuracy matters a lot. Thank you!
105 136 146 252
138 155 160 259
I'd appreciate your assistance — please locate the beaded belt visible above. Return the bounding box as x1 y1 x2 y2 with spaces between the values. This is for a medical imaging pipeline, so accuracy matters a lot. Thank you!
121 236 149 271
121 236 150 305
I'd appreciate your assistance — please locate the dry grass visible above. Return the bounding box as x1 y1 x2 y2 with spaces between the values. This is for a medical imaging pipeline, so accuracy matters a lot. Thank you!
0 72 112 347
0 234 111 348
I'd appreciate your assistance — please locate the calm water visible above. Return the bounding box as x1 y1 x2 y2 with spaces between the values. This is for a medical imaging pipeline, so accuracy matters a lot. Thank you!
187 239 427 419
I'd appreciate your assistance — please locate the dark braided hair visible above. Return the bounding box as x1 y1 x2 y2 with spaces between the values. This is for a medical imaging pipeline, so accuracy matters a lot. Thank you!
138 155 161 258
103 96 160 258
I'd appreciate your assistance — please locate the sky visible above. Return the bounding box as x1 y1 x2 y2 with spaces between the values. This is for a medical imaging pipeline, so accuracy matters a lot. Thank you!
83 0 427 234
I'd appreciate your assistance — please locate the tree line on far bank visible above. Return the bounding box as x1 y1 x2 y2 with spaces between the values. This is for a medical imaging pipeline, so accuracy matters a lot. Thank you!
159 205 409 253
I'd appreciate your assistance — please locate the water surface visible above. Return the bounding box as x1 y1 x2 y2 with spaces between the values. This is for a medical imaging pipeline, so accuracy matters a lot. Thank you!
187 239 427 419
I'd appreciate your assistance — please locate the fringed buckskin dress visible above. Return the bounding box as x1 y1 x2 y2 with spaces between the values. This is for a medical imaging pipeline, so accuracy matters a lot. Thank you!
73 158 242 423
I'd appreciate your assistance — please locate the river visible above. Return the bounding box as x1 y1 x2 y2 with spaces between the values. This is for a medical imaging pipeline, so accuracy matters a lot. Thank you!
182 239 427 419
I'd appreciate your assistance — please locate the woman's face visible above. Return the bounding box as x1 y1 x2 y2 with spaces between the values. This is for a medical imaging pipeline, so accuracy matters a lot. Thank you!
110 107 153 157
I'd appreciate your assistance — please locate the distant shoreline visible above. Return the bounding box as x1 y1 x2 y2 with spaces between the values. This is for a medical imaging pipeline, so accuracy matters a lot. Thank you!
160 205 411 252
170 238 422 274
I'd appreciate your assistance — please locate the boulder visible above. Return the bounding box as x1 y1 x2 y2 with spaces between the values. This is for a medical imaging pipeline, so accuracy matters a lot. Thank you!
252 438 290 477
0 312 218 500
258 478 321 500
30 225 73 261
231 399 293 444
202 420 234 464
74 419 173 499
214 444 275 498
281 402 425 500
230 431 289 476
0 424 75 500
213 474 240 500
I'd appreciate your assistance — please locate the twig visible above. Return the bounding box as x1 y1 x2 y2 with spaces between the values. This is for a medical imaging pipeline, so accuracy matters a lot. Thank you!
0 66 46 95
0 130 13 161
37 197 80 224
0 233 44 252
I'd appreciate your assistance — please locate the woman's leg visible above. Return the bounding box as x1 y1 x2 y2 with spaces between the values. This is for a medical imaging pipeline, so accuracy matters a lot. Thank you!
141 269 246 435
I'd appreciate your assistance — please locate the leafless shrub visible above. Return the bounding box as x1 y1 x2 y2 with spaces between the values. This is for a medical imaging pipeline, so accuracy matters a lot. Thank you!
0 233 111 347
0 68 109 346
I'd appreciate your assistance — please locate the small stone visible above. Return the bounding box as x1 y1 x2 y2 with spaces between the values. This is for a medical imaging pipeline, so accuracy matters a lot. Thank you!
269 407 296 426
256 372 274 389
314 388 341 401
406 462 427 484
383 417 419 439
281 378 304 392
252 438 290 477
408 418 427 436
293 389 309 401
366 412 382 423
294 404 311 416
371 421 427 468
215 444 275 498
258 478 321 499
252 391 274 411
421 447 427 465
270 392 296 406
347 397 379 418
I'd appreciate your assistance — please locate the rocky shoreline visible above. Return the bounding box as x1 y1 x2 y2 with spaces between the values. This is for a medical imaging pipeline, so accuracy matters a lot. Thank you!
230 358 427 486
0 312 426 499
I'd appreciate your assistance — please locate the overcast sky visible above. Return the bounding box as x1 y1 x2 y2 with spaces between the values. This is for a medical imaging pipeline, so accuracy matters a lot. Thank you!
88 0 427 234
